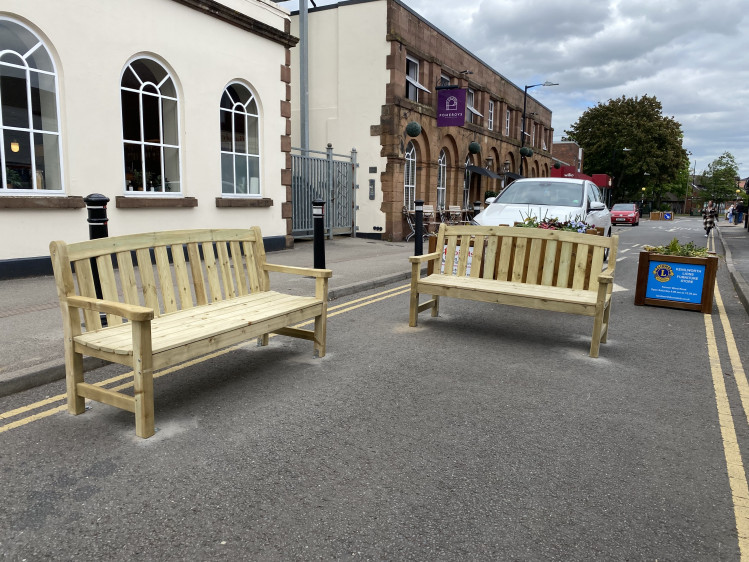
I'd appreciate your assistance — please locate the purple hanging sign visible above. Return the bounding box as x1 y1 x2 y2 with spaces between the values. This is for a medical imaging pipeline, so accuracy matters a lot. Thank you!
437 88 466 127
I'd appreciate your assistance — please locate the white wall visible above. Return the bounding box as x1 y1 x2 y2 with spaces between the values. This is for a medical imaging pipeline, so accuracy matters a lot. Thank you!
290 1 390 234
0 0 290 261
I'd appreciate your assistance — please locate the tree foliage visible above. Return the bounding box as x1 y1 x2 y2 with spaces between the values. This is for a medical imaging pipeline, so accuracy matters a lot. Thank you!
702 152 740 203
565 95 688 204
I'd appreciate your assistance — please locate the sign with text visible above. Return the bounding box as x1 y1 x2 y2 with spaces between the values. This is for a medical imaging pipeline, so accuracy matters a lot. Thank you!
440 243 473 275
437 88 466 127
645 261 705 304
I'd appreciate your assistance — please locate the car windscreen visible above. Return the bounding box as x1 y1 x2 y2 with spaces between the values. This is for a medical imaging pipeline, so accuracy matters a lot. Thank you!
612 203 635 211
494 181 583 207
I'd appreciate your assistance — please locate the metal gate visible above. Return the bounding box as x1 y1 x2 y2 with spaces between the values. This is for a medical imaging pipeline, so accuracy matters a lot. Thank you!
291 145 357 239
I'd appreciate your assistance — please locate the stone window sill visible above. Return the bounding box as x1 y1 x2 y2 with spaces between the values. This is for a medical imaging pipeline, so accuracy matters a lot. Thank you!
0 196 86 209
115 196 198 208
215 197 273 208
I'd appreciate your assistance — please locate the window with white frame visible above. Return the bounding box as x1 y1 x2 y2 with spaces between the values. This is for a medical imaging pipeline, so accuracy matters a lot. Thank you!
466 89 483 124
488 100 495 131
437 149 447 210
531 124 536 147
463 156 471 209
220 82 260 196
121 58 180 193
405 56 430 103
404 141 416 211
439 74 451 87
505 109 511 136
0 18 63 193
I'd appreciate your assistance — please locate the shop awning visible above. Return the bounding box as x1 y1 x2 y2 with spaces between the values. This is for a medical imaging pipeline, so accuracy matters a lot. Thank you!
465 165 502 179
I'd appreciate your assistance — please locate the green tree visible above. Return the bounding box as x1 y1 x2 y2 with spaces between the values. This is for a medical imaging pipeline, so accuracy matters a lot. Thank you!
703 152 739 204
565 95 688 204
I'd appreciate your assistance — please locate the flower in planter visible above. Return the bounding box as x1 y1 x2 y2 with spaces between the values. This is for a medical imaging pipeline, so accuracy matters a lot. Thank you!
643 238 710 257
517 213 594 233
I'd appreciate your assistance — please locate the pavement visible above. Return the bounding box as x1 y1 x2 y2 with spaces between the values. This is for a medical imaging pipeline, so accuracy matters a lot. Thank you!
4 217 749 399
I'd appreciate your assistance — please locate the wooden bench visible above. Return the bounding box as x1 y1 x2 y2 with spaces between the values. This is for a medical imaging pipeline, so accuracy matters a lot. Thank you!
50 228 331 438
409 224 619 357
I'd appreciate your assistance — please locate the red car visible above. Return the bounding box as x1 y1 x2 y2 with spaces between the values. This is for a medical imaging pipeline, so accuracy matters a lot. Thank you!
611 202 640 226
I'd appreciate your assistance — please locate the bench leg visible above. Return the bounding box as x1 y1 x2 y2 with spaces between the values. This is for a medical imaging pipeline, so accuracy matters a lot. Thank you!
65 340 85 415
314 314 326 358
409 288 419 327
431 295 440 317
132 320 155 438
590 304 608 358
257 334 270 347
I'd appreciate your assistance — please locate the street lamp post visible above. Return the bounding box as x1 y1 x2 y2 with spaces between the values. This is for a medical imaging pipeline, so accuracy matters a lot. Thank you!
519 81 558 177
641 187 646 215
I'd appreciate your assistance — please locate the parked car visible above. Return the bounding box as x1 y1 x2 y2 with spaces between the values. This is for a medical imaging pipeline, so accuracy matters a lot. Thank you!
610 202 640 226
473 177 612 235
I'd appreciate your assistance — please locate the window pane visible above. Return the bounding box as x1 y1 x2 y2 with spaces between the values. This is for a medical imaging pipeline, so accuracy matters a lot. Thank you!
124 143 143 190
220 109 232 152
121 66 140 89
246 115 259 155
33 132 61 190
0 20 41 60
221 153 234 194
0 63 29 128
220 91 233 110
121 90 141 141
130 59 165 85
162 97 178 146
234 112 246 154
159 77 176 98
142 92 160 143
4 132 32 188
144 145 162 191
247 98 257 115
248 156 259 194
163 146 180 192
25 44 53 73
235 155 248 194
30 71 58 132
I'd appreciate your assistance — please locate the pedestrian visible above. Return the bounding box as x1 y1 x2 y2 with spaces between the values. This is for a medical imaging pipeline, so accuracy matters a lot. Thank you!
703 200 718 237
727 203 734 223
736 200 745 224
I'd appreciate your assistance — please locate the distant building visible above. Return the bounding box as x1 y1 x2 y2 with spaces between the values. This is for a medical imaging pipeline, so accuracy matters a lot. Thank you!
552 140 584 171
1 0 296 278
290 0 555 241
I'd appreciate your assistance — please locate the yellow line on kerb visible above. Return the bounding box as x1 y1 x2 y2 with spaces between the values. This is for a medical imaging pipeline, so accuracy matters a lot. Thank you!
706 284 749 556
0 284 410 433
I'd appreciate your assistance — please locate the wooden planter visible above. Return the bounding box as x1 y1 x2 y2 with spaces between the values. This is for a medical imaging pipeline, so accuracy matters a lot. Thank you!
634 251 718 313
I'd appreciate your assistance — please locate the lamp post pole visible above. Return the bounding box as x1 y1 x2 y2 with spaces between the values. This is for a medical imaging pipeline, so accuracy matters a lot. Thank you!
519 81 557 177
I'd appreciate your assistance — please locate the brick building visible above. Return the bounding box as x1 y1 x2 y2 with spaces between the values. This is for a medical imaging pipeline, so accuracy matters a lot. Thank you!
290 0 555 241
552 140 584 171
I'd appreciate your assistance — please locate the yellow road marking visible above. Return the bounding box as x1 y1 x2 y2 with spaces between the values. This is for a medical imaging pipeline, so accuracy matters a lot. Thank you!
0 284 410 433
706 284 749 555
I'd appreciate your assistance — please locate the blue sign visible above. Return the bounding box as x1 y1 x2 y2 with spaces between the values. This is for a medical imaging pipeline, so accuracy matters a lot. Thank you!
664 212 672 220
645 261 705 304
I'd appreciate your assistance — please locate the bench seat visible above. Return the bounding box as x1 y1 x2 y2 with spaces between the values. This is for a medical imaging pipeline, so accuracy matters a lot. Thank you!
74 291 323 370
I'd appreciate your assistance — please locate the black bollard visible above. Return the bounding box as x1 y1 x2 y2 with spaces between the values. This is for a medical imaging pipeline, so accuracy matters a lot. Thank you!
414 199 424 256
313 199 326 269
84 193 110 325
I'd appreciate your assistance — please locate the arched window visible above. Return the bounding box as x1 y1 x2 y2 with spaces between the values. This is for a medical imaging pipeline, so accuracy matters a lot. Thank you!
437 149 447 210
121 57 180 193
463 156 471 209
404 141 416 211
220 82 260 195
0 18 62 192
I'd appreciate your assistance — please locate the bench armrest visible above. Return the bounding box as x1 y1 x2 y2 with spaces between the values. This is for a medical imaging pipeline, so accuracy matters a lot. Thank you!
408 251 440 264
66 295 154 322
597 268 615 284
264 263 333 278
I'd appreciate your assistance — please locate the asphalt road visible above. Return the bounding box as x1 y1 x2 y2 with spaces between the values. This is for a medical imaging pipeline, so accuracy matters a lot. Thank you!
1 218 747 560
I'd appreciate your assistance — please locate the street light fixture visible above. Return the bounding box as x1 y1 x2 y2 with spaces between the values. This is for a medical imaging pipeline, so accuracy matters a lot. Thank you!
519 81 558 176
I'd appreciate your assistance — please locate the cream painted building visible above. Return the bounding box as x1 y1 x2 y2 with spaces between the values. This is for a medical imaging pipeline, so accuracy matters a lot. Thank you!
290 0 555 241
1 0 297 278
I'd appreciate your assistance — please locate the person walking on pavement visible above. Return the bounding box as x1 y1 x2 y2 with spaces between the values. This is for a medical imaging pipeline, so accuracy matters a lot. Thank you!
703 200 718 237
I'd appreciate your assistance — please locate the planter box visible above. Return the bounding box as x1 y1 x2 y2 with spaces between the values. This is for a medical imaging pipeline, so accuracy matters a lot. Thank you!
634 251 718 313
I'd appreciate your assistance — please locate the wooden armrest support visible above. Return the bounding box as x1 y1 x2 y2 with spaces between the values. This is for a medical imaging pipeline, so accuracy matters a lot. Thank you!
66 295 154 322
408 251 440 264
264 263 333 278
598 269 615 284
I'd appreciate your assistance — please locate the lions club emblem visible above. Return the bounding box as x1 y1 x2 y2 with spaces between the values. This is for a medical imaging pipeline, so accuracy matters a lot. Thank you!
652 263 674 283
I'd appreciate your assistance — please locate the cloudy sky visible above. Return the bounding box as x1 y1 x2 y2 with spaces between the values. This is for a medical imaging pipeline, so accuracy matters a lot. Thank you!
280 0 749 177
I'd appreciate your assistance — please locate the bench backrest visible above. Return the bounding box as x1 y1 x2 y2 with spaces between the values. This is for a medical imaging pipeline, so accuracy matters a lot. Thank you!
433 224 618 293
50 228 269 331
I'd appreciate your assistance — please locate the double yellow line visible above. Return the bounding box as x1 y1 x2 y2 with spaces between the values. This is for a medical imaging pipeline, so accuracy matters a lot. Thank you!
0 284 410 435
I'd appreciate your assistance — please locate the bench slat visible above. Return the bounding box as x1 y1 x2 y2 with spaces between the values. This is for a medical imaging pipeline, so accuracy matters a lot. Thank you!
74 259 102 331
456 235 471 276
96 254 122 326
155 246 178 314
202 242 223 302
171 245 194 309
243 241 261 293
482 236 498 280
525 238 543 285
588 247 605 294
470 235 485 278
216 241 236 299
230 241 249 296
117 251 140 308
511 237 528 282
136 248 161 316
187 242 208 306
556 242 573 288
541 240 557 286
